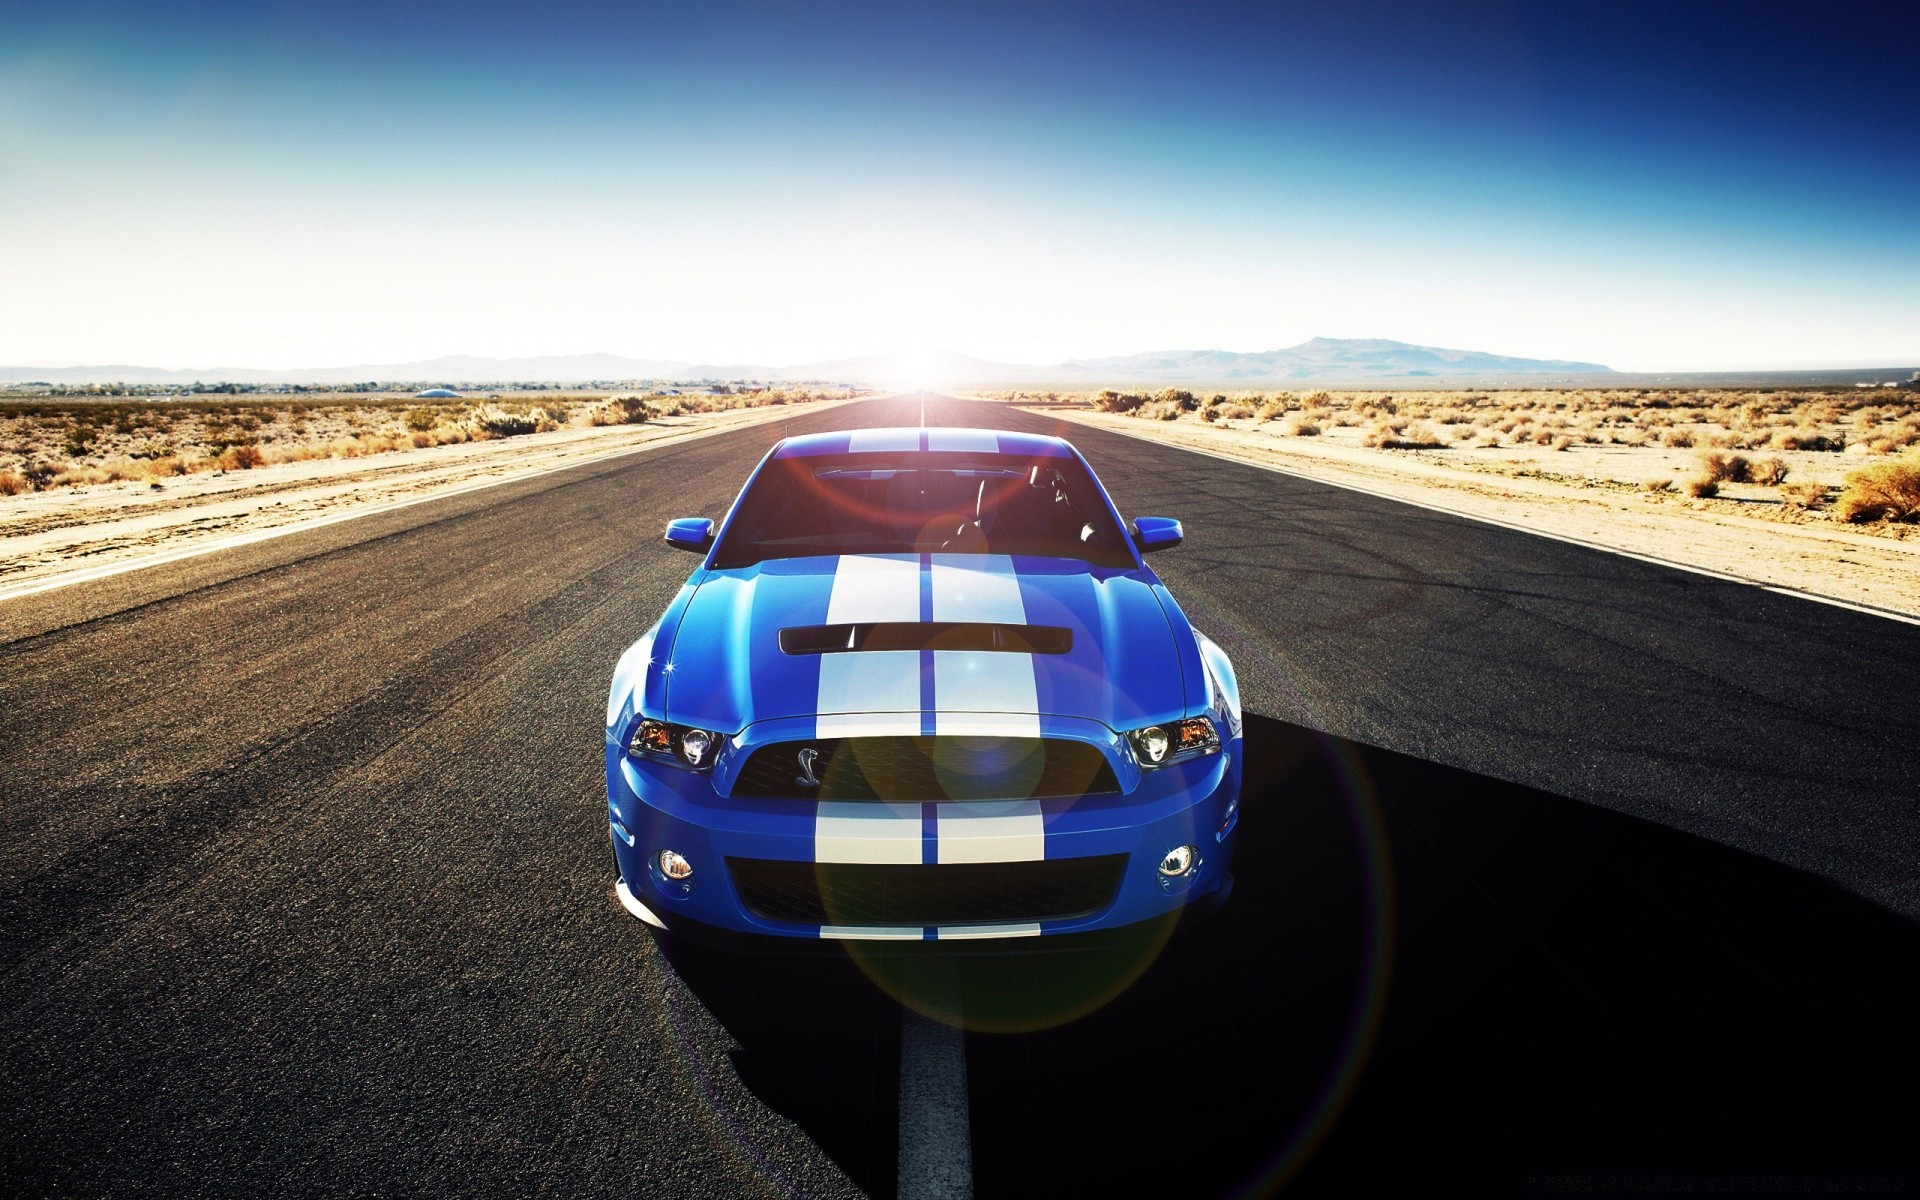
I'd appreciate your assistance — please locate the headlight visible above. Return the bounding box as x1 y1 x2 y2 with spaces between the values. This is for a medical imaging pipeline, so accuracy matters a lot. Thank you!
629 719 722 769
1127 717 1219 768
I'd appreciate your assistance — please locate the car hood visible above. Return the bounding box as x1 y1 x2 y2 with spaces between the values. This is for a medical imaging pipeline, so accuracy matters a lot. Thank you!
661 554 1194 735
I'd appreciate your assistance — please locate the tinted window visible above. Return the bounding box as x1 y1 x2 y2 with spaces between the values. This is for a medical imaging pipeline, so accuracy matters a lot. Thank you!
711 451 1135 568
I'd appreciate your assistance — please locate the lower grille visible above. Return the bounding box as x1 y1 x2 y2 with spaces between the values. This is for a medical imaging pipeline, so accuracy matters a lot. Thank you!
728 856 1127 927
731 736 1119 801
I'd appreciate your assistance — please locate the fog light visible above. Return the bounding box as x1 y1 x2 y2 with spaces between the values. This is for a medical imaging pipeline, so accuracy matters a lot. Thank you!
657 849 694 881
1157 844 1197 878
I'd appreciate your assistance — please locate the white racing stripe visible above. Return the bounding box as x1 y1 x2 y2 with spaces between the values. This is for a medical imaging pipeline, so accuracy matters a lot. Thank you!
826 554 921 623
819 925 924 940
850 428 923 453
925 429 1000 453
818 652 921 736
820 554 925 736
930 556 1040 736
930 556 1025 622
935 800 1045 864
927 713 1048 738
935 923 1041 941
933 653 1039 736
816 801 925 864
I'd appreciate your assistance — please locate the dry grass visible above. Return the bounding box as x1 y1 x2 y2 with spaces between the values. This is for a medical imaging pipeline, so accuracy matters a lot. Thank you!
1779 482 1830 511
1835 456 1920 523
0 386 846 494
1696 451 1752 483
1007 384 1920 531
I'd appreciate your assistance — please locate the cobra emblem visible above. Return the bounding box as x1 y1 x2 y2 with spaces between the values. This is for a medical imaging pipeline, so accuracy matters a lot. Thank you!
795 746 822 788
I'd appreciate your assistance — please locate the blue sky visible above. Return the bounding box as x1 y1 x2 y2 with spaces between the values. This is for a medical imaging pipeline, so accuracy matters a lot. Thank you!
2 0 1915 370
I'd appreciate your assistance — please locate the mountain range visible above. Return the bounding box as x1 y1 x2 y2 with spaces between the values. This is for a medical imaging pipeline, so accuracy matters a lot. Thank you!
0 338 1615 386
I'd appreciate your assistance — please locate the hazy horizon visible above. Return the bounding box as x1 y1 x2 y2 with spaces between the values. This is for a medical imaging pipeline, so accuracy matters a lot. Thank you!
4 1 1915 372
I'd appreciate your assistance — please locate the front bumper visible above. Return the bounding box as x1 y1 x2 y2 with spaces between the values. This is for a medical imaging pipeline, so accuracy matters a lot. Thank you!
606 716 1242 942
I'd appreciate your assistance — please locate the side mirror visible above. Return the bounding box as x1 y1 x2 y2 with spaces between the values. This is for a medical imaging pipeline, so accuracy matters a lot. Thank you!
1131 516 1183 554
665 517 715 554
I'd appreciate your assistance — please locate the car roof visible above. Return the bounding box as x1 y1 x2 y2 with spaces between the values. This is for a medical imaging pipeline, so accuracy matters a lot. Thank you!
769 427 1075 460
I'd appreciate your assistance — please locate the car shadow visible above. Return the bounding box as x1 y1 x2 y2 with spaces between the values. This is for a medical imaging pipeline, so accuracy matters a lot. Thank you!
664 713 1920 1198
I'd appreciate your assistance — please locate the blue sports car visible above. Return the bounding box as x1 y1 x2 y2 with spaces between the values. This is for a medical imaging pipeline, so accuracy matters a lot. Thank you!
605 427 1242 944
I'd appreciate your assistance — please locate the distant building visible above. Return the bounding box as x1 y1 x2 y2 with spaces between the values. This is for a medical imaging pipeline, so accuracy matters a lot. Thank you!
415 388 461 398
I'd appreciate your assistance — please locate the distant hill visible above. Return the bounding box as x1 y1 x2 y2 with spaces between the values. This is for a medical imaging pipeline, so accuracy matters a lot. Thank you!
1052 337 1614 381
0 338 1617 386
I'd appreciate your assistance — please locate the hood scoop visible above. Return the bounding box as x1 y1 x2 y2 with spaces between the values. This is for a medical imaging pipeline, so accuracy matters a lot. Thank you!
778 621 1072 656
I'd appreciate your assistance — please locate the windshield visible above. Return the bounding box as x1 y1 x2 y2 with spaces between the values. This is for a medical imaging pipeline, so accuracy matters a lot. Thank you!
710 450 1136 569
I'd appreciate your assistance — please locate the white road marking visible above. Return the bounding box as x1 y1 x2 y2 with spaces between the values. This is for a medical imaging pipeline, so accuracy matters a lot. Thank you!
898 973 973 1200
1084 421 1920 628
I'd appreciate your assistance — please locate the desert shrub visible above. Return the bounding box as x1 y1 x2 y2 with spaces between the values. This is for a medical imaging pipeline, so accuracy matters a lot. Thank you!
1156 388 1199 412
1696 451 1751 483
1685 477 1720 498
1156 404 1179 421
51 463 110 487
1282 417 1321 437
1643 478 1674 492
1200 405 1225 423
1749 456 1789 486
1835 457 1920 523
1779 482 1829 511
1254 399 1289 421
1662 428 1695 448
0 469 26 496
1365 421 1446 449
405 406 440 432
1768 429 1840 452
64 424 100 458
22 462 57 490
1218 402 1255 420
217 443 265 470
608 396 653 424
476 411 539 438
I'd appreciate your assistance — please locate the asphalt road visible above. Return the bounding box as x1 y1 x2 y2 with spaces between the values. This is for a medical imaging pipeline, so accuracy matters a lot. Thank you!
3 393 1915 1197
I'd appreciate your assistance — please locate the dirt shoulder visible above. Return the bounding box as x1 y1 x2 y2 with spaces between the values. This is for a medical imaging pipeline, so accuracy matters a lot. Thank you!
0 398 853 600
1030 406 1920 621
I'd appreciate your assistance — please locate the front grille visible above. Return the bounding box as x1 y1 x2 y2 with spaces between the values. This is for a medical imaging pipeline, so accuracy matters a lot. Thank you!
728 856 1127 926
730 736 1119 801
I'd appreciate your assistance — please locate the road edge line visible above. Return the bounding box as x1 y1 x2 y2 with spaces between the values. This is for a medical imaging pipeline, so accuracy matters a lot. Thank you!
0 398 862 605
1058 413 1920 628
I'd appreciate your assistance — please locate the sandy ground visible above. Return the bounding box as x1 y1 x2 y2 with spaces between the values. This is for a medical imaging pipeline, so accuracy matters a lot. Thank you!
0 398 851 599
1032 407 1920 620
